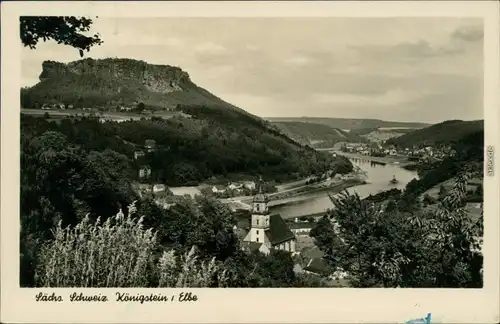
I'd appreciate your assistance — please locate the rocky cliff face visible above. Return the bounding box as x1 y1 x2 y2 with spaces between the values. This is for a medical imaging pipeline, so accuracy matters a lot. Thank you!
39 58 191 94
24 57 240 111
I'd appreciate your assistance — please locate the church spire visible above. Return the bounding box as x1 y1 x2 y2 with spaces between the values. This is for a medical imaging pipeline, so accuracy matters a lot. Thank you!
253 175 268 204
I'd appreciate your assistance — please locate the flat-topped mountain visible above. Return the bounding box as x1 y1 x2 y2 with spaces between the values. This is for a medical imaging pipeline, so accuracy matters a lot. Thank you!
21 58 244 112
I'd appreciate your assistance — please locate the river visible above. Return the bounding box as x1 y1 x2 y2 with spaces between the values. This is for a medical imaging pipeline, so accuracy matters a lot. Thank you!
270 157 419 219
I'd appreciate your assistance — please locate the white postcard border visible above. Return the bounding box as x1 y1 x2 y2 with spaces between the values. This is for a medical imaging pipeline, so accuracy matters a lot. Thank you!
1 1 499 323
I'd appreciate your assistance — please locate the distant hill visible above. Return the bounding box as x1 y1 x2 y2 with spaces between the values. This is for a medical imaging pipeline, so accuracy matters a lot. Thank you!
350 127 414 136
20 58 354 185
386 120 484 148
270 121 368 148
353 128 414 143
265 117 430 131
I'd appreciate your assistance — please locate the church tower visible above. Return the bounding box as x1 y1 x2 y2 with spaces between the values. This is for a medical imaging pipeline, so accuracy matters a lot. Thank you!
248 177 270 244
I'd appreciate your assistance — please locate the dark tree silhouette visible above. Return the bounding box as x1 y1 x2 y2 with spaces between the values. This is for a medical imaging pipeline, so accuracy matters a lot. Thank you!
20 16 103 56
137 102 146 112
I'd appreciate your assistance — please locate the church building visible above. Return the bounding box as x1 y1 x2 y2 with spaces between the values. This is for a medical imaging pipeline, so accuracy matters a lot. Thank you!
242 180 296 255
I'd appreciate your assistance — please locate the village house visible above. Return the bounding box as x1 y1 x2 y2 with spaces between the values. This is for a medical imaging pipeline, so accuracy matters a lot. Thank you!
134 150 145 160
289 222 315 235
296 245 349 281
212 185 227 194
242 181 296 255
228 183 243 190
303 257 329 276
243 181 256 190
302 258 349 281
152 184 166 193
169 186 202 198
138 165 152 179
145 139 156 152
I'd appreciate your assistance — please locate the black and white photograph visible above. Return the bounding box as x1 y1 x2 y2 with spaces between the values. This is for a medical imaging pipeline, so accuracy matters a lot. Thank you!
18 15 486 289
1 1 499 323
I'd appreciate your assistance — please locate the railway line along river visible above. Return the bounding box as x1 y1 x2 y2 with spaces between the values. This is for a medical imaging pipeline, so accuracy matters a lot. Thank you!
270 156 419 219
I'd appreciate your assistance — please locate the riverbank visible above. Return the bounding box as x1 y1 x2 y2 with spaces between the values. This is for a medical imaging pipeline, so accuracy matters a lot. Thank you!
221 177 364 217
265 178 364 208
270 155 419 219
334 151 416 167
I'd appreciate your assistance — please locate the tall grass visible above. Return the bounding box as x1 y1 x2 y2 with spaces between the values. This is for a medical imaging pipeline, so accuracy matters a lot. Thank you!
158 246 229 288
35 202 230 287
35 202 156 287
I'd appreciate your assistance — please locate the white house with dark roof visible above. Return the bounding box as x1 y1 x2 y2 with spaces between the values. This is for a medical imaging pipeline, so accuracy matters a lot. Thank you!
303 258 328 275
242 178 296 255
138 165 152 179
228 183 243 190
152 184 166 193
212 185 227 194
303 257 349 280
134 150 145 160
289 222 315 235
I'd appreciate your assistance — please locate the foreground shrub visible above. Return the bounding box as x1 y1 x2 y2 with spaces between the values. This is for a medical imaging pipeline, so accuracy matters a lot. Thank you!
158 246 229 288
35 202 157 287
311 171 483 288
35 201 230 288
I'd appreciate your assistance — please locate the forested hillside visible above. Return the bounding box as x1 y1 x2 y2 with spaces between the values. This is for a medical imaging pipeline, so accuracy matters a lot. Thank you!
386 120 484 148
22 113 352 186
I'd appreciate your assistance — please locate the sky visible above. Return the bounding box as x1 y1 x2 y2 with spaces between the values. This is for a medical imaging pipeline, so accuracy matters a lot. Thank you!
21 17 484 123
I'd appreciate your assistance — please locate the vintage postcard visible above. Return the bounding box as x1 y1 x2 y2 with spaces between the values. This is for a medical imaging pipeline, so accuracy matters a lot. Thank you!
1 1 499 323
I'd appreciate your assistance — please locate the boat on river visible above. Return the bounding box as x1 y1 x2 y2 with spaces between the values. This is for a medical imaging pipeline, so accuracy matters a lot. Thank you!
389 175 399 184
